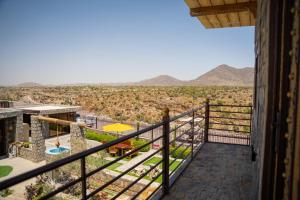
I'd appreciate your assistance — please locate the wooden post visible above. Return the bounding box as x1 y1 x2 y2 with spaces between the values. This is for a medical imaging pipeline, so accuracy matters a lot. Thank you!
191 111 195 159
162 107 170 195
204 99 210 142
95 117 98 129
173 126 177 147
136 121 140 140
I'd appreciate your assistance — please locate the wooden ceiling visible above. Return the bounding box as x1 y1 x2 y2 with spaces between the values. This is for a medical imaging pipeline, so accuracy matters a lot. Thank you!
185 0 256 29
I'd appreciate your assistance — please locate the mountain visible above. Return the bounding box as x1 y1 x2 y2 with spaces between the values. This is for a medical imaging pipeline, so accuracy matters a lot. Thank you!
188 64 254 86
17 82 42 87
136 75 185 86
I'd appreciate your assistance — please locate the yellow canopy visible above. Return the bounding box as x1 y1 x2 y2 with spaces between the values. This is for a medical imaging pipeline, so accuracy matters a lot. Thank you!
103 123 134 133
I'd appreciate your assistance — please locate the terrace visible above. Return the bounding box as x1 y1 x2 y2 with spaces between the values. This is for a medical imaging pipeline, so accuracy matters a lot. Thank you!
0 101 253 199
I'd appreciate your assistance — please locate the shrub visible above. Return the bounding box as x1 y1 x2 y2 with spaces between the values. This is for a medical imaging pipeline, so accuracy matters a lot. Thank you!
85 130 117 143
21 142 32 148
170 146 191 159
0 188 13 197
132 139 150 152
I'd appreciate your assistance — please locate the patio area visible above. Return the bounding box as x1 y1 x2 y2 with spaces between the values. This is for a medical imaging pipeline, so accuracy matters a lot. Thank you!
163 143 253 200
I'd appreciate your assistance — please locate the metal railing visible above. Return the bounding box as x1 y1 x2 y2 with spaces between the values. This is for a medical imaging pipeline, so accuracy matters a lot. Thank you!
205 100 252 145
0 101 251 199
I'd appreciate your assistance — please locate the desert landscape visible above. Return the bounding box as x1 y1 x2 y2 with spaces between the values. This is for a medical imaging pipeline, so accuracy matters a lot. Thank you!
0 65 253 124
0 86 252 124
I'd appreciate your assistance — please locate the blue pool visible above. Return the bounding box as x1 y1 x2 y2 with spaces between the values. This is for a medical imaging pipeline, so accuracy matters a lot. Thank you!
46 146 70 155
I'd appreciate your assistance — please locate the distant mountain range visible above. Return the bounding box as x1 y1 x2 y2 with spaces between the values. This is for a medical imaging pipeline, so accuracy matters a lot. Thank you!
14 64 254 87
135 65 254 86
17 82 42 87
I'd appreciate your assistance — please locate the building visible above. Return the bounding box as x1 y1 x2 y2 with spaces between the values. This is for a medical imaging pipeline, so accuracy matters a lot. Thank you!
0 108 23 159
0 0 299 199
183 0 300 199
17 105 81 138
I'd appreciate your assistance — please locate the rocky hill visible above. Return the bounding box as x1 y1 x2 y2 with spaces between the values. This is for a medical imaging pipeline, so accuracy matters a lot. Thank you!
189 64 254 86
136 75 184 86
137 65 254 86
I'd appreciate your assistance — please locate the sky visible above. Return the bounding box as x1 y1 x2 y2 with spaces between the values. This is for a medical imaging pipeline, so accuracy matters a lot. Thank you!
0 0 255 85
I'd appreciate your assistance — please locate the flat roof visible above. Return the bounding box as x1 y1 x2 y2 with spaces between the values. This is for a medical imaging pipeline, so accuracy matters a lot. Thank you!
0 108 22 119
18 105 81 115
185 0 256 29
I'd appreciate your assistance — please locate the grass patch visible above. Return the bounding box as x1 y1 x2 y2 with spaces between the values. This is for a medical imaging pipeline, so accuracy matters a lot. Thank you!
107 162 122 171
85 129 150 152
0 166 13 178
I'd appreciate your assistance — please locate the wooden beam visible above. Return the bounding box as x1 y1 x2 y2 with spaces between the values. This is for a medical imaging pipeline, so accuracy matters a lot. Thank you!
37 116 85 128
190 2 257 17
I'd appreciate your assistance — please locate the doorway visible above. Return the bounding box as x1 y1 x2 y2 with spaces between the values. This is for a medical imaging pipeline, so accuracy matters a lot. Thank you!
0 119 7 158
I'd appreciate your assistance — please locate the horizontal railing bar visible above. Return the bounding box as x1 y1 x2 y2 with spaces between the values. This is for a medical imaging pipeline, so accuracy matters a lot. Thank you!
40 177 83 200
195 115 205 118
209 122 251 127
209 133 250 139
169 145 192 177
111 160 163 200
169 110 193 122
209 104 252 108
169 143 191 168
209 128 250 134
169 142 185 156
0 123 165 190
209 116 251 121
145 183 162 200
210 110 251 114
87 148 163 198
169 105 205 122
86 135 163 178
170 119 192 133
131 171 163 199
194 127 204 133
169 127 192 144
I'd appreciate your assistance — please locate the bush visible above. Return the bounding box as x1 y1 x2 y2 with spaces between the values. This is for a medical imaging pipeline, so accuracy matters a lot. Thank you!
132 139 150 152
21 142 32 148
170 146 191 159
0 188 13 197
85 130 117 143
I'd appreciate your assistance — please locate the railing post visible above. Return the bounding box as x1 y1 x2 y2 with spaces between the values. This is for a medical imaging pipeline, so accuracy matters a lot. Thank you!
249 106 253 146
191 111 195 159
81 157 87 200
162 107 170 196
95 117 98 129
204 99 210 142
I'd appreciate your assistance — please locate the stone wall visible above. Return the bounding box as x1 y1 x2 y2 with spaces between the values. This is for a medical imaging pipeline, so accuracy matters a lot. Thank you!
251 0 271 199
15 113 24 142
70 123 87 154
29 116 46 162
18 147 35 162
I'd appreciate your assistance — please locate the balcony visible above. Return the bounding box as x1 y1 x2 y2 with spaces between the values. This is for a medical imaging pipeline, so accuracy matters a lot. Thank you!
0 101 253 200
163 143 252 200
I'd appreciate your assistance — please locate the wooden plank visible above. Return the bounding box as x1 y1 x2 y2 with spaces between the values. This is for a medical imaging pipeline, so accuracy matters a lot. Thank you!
190 1 256 16
197 16 214 28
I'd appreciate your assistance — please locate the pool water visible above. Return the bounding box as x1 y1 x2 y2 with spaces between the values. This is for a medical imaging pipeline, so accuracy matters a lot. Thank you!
46 146 70 155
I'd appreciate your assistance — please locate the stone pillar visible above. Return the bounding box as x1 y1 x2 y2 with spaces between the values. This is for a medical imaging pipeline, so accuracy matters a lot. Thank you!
70 123 87 154
31 116 46 162
15 113 25 142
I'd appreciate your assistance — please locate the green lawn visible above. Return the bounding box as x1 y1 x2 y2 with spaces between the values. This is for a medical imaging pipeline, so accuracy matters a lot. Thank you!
0 166 13 178
87 155 182 184
143 157 181 171
107 162 122 171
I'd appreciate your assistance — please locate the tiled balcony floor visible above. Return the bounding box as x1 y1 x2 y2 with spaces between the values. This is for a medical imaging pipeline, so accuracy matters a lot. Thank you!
163 143 253 200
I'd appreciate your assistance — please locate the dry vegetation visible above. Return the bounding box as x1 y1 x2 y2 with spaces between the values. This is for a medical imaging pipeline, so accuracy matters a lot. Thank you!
0 86 252 124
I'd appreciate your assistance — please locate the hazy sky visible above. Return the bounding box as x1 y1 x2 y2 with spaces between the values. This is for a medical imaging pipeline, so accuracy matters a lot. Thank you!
0 0 255 85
